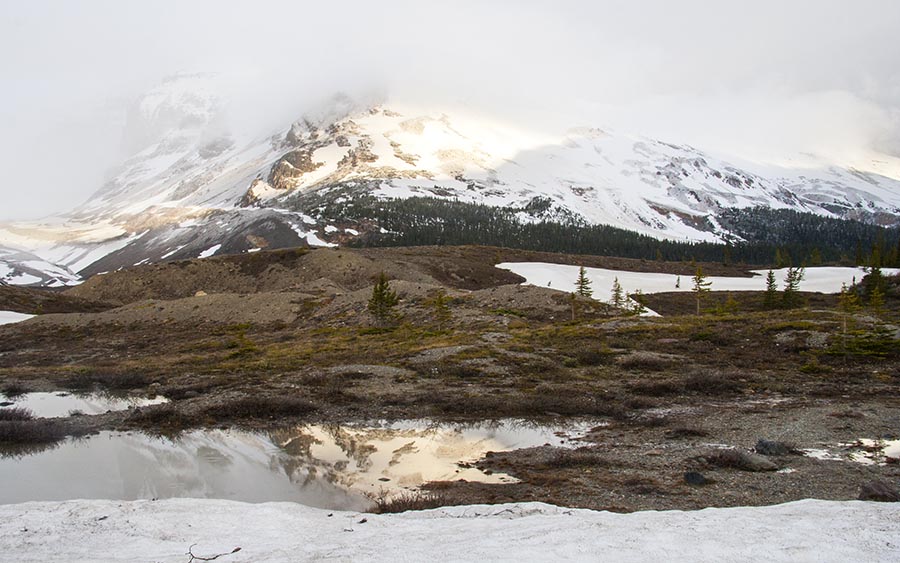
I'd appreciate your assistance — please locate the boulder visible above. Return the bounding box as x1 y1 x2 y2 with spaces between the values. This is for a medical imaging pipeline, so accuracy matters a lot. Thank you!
684 471 709 486
755 439 796 456
858 480 900 502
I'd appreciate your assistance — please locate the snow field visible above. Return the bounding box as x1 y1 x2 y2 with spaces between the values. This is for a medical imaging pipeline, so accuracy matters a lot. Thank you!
0 499 896 562
498 263 900 314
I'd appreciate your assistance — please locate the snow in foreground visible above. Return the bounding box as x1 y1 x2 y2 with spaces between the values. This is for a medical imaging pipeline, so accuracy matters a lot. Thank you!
0 310 34 325
1 499 897 562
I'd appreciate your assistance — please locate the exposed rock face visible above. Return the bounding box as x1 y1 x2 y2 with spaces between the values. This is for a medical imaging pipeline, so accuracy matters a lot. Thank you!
268 148 326 191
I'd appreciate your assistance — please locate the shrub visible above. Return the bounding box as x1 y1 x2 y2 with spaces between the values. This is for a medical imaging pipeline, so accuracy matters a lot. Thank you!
616 351 675 371
371 491 447 514
629 379 683 396
665 426 709 439
683 372 742 395
0 407 34 422
537 448 611 469
127 404 192 434
62 371 150 391
1 383 30 398
202 396 317 419
0 419 67 444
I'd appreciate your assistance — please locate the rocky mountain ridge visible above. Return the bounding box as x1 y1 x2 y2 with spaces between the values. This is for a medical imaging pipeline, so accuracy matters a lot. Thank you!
2 76 899 286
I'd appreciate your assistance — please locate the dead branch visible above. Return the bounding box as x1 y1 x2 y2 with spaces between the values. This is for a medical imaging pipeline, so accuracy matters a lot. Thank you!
187 544 242 562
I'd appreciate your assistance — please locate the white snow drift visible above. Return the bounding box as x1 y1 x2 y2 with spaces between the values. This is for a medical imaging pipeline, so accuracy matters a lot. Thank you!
499 263 900 314
0 499 897 562
0 310 34 325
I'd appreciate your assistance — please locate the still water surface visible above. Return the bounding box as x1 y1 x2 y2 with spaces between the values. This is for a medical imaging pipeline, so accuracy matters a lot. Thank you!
0 419 594 510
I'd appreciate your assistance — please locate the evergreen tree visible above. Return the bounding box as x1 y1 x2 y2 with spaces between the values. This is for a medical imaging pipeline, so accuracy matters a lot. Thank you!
782 266 805 308
425 288 452 330
610 277 626 310
763 269 779 309
837 282 860 357
691 266 712 315
892 237 900 267
723 293 739 314
630 289 647 315
368 272 399 326
574 266 593 298
869 285 885 313
861 266 885 298
809 248 823 266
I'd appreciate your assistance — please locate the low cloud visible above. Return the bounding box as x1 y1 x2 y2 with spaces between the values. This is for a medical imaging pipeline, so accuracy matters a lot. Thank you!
2 0 899 219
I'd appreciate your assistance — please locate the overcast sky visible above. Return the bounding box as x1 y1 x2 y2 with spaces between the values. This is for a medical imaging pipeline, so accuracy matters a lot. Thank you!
2 0 899 220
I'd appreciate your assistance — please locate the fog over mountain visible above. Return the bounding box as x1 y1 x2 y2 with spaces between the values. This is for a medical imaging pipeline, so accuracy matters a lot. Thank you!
2 0 899 220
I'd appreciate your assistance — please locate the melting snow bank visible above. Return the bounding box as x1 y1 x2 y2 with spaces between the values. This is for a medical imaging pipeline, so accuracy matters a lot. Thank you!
498 263 900 315
1 499 897 562
0 310 34 325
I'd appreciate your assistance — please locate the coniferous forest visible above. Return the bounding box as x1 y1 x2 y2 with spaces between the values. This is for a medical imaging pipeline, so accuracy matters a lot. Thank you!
312 196 900 267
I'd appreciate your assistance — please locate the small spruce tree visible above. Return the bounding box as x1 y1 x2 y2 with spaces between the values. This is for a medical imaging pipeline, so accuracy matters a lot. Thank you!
575 266 593 298
763 269 779 309
691 266 712 315
869 285 885 313
630 290 647 315
782 266 805 308
809 248 823 266
569 292 578 321
723 293 739 314
425 288 452 330
368 272 399 326
838 282 860 356
610 277 626 310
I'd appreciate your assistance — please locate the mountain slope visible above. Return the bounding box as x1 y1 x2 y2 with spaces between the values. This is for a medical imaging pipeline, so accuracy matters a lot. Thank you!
2 76 899 285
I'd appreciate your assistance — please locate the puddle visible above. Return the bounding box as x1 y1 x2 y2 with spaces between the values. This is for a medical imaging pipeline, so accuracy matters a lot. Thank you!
0 392 168 418
0 419 593 509
802 439 900 466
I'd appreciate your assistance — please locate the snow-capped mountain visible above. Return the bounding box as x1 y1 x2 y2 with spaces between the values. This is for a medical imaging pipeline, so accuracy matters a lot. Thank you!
2 75 899 286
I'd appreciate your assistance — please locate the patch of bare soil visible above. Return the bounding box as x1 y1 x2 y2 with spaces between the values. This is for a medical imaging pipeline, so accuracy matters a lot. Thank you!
0 285 113 314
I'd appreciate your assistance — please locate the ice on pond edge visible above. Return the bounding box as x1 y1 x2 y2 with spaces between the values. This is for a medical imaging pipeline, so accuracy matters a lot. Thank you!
802 438 900 466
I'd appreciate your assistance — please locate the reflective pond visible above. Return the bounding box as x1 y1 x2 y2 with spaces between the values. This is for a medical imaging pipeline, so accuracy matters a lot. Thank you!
0 419 595 510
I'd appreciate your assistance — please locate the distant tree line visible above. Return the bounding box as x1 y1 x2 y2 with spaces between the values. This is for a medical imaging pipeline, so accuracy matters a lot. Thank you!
314 196 899 267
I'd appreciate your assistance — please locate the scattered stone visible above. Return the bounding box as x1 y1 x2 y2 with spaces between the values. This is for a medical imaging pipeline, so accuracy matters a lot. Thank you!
755 439 797 456
738 452 778 472
858 480 900 502
684 471 708 486
480 332 511 344
701 449 778 472
665 427 709 439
